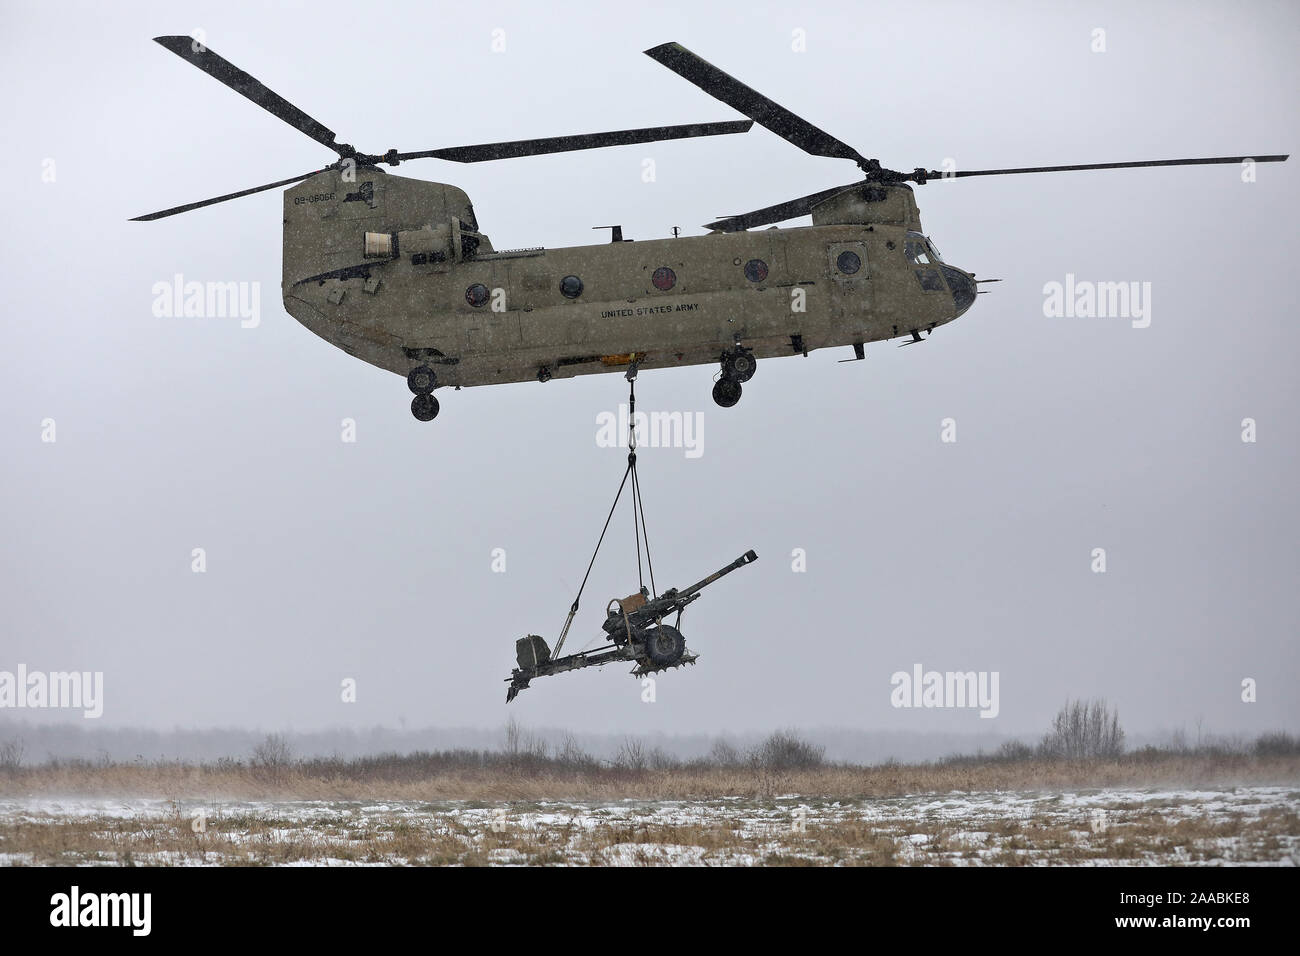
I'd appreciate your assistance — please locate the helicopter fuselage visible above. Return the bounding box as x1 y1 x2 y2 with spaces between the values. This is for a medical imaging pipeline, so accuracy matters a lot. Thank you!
135 35 1283 419
281 169 977 392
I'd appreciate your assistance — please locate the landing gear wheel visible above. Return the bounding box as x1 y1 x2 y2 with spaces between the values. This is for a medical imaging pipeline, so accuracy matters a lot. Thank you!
724 350 756 383
712 378 742 408
411 392 440 421
643 625 685 667
407 365 437 394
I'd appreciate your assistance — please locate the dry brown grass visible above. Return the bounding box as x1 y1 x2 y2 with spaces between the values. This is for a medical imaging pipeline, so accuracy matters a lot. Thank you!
3 798 1296 867
3 752 1296 866
2 753 1296 803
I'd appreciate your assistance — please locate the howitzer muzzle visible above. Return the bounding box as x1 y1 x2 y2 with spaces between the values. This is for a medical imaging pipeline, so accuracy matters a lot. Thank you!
679 550 758 598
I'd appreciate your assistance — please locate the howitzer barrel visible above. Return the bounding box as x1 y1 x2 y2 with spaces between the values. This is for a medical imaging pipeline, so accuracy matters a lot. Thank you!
679 550 758 599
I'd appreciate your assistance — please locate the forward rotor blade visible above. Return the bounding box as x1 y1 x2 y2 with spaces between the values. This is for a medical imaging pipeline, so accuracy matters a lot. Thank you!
708 152 1292 230
130 169 325 221
704 180 863 232
152 36 341 152
915 154 1289 181
645 42 869 167
393 120 753 163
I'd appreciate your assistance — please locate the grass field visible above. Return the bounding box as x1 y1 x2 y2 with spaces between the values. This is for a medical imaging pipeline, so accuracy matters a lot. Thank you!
2 752 1297 865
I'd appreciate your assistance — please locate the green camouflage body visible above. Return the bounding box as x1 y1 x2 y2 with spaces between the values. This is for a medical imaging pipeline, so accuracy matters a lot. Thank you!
282 168 975 386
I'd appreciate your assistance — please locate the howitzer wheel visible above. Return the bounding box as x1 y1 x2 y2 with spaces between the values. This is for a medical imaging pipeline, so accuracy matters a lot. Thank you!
643 625 686 667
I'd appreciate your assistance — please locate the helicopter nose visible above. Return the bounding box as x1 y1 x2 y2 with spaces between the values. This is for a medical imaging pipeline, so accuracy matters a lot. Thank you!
941 265 977 316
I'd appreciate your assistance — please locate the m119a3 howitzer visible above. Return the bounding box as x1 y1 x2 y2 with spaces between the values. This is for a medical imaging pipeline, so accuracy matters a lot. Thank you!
506 550 757 702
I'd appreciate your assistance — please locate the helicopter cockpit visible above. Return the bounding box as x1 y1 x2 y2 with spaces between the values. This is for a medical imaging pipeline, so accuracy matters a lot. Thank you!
905 231 975 313
904 232 943 264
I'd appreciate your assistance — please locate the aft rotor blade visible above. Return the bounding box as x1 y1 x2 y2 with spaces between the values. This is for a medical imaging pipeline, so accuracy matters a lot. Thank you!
152 36 342 152
704 180 863 232
645 42 870 167
393 120 753 163
130 169 325 221
915 154 1289 181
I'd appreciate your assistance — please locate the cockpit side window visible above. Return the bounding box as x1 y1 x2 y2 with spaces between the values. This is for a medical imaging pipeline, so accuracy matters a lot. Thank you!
924 237 942 262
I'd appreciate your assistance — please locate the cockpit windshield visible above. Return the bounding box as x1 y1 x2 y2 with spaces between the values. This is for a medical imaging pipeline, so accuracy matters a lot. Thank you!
905 231 942 264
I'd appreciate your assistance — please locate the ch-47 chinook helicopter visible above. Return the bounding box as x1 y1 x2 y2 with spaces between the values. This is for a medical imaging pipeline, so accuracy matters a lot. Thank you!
136 38 1288 421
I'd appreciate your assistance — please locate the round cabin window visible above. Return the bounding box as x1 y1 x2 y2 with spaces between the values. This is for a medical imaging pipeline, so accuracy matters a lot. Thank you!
743 258 768 283
465 283 489 307
652 267 676 291
560 275 584 299
837 250 861 275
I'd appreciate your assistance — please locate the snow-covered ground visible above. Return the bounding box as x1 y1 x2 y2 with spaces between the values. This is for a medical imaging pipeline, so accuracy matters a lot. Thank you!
3 786 1297 866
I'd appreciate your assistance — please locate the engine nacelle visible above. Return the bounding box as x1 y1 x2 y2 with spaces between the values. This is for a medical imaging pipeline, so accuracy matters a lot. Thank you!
283 167 488 287
810 182 922 231
363 223 456 262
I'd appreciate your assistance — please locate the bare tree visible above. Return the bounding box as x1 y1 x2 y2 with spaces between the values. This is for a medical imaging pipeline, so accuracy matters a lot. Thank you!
0 738 25 772
1040 699 1125 759
556 733 596 771
503 716 523 757
994 739 1035 762
648 747 679 770
614 737 647 772
743 731 823 800
502 716 547 766
1254 731 1299 756
750 730 825 771
709 738 743 767
251 733 294 782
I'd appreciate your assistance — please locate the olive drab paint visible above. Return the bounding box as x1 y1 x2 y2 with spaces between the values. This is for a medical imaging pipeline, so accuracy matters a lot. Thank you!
134 36 1286 421
281 169 977 391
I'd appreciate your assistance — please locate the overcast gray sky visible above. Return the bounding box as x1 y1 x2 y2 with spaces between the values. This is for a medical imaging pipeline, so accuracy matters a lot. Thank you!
1 0 1296 743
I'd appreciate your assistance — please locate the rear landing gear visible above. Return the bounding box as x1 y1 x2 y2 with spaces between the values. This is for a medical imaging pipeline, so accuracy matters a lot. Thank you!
713 347 754 407
411 392 440 421
722 348 756 383
712 377 742 408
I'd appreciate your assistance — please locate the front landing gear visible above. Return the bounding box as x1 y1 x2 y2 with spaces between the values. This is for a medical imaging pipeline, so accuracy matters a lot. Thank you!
407 364 437 394
407 363 441 421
